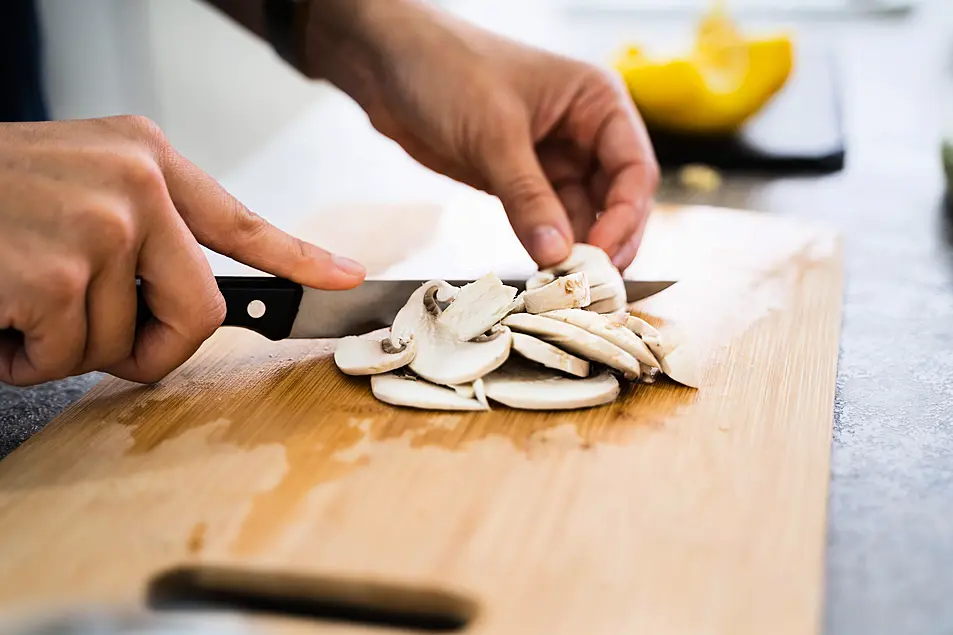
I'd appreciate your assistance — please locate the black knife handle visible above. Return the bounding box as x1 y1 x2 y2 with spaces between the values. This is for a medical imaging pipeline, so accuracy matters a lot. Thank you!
136 276 304 341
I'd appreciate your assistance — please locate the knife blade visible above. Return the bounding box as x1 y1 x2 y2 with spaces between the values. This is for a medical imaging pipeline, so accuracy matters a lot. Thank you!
136 277 676 341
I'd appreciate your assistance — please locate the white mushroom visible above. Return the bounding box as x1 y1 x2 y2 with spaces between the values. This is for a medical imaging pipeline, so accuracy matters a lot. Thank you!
526 271 555 291
371 373 489 411
540 309 660 369
483 364 620 410
448 378 489 408
437 273 517 342
502 313 641 379
586 295 628 314
334 335 417 376
473 377 488 408
545 243 610 273
522 272 591 314
506 292 526 315
530 243 627 315
646 330 701 389
333 265 696 412
511 332 590 378
410 324 512 385
390 280 459 347
639 363 660 384
624 315 661 341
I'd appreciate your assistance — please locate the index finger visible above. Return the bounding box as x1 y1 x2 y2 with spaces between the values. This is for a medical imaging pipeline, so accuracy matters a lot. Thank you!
159 148 365 290
584 100 659 266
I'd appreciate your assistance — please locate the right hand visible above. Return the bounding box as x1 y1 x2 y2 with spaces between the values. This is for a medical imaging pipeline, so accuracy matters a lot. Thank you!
0 115 366 387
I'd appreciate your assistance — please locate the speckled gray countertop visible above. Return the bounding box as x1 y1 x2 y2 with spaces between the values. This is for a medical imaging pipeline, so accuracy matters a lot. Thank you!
3 3 953 635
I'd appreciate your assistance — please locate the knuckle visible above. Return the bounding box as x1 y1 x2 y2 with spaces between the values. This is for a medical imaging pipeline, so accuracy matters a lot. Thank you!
502 171 551 209
231 207 270 244
88 203 139 254
581 63 624 95
42 260 89 303
114 114 168 147
118 151 166 197
193 290 227 340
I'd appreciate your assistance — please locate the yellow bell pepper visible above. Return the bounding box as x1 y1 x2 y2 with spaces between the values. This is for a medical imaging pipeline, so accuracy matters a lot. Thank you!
614 4 794 136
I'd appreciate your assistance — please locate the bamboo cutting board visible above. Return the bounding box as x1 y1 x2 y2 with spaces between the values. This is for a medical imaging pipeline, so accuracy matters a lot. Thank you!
0 201 843 635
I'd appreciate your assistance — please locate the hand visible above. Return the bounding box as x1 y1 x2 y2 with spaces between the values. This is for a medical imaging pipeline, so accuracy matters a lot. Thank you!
0 116 365 386
303 0 659 269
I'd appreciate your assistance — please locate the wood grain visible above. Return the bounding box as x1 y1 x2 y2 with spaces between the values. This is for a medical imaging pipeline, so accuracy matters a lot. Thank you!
0 202 843 635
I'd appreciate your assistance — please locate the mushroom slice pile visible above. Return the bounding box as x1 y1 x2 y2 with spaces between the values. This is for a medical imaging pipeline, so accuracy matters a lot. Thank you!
372 373 488 411
410 323 512 386
437 273 517 341
527 243 627 314
522 272 590 314
502 313 641 380
541 309 659 370
511 332 590 378
483 364 619 410
334 335 417 376
333 246 699 411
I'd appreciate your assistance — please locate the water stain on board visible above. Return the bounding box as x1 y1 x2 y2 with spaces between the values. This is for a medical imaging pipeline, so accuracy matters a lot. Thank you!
84 328 698 556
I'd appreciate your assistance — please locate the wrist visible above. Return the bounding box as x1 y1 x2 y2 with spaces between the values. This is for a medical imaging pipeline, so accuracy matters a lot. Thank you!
298 0 434 103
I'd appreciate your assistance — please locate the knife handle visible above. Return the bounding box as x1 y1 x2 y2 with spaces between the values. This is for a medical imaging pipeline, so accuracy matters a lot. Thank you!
136 276 304 341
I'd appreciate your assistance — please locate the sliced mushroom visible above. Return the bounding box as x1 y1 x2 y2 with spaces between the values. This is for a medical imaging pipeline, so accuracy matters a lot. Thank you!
526 271 555 291
437 273 517 342
390 280 458 346
545 243 610 273
334 335 417 376
540 308 660 369
449 378 489 408
506 292 526 315
586 295 628 314
483 364 619 410
410 322 513 386
624 315 661 341
649 331 701 389
511 332 590 378
502 313 641 379
473 377 488 408
522 272 591 314
385 280 513 386
530 243 626 315
639 363 660 384
371 373 489 411
588 277 626 303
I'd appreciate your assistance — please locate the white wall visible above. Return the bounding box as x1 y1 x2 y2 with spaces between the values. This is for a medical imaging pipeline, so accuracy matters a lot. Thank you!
38 0 332 180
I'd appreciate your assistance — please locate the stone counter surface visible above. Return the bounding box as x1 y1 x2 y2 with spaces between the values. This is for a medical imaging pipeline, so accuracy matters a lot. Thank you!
3 1 953 634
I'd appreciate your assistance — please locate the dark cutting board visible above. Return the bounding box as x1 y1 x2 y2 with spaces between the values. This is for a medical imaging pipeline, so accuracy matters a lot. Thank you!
650 50 846 174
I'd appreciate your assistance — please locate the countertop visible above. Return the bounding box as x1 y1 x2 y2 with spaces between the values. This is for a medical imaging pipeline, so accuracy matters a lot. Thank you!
3 1 953 634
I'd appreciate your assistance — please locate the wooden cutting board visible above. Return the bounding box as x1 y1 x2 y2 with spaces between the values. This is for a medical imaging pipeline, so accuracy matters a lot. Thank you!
0 202 843 635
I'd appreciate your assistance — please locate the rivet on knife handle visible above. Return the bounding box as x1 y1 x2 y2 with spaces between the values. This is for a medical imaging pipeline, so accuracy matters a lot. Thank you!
135 276 304 341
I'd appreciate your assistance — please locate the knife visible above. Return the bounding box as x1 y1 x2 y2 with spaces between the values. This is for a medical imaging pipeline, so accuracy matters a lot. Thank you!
135 276 676 341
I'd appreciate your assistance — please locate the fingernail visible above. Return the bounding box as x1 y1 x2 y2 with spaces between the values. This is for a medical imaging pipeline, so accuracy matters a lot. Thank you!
530 226 570 266
332 254 366 277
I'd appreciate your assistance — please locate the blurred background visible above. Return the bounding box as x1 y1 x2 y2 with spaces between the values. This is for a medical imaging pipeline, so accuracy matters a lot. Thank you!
7 1 953 634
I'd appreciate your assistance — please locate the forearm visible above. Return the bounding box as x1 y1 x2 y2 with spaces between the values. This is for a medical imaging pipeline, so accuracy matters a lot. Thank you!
300 0 474 111
199 0 452 109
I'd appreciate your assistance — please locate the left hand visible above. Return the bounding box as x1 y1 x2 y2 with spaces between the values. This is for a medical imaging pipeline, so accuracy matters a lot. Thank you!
303 0 659 270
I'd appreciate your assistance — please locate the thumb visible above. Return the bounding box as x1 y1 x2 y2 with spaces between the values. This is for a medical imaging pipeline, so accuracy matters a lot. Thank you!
477 128 573 268
160 149 365 290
